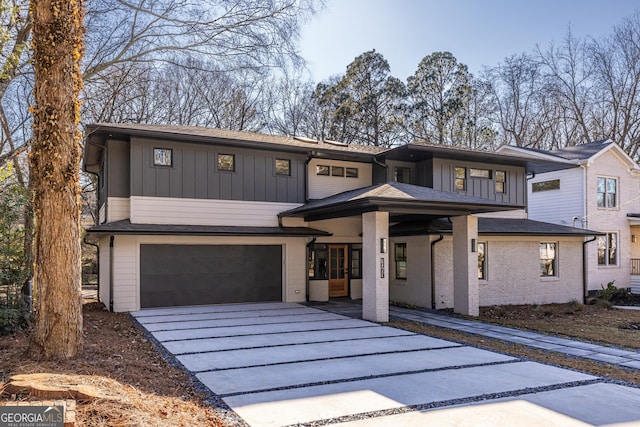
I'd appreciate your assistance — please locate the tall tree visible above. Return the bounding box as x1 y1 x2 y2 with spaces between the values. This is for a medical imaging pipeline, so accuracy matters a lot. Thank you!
313 50 404 146
29 0 84 358
405 51 472 145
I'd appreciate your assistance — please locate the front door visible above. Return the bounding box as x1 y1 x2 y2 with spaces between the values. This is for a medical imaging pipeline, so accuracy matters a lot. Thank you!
328 244 349 297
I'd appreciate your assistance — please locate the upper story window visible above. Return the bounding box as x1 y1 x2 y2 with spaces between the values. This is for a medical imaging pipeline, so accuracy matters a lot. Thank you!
455 167 466 190
469 168 491 179
394 167 410 184
153 148 172 167
597 177 617 208
532 179 560 192
217 153 235 172
598 232 618 266
495 171 506 193
346 167 359 178
331 166 344 177
316 165 330 176
275 159 291 176
540 242 557 277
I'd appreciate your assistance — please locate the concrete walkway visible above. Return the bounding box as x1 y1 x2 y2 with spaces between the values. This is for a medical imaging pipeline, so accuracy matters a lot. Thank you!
309 300 640 370
133 302 640 427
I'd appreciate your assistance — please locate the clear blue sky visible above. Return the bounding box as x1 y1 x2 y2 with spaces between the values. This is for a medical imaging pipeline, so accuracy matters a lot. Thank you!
300 0 640 82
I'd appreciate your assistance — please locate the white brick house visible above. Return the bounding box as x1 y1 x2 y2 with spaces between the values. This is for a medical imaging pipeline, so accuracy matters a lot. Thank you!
498 140 640 294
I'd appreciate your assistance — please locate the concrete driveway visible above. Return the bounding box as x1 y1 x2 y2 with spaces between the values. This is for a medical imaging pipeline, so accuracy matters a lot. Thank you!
132 302 640 427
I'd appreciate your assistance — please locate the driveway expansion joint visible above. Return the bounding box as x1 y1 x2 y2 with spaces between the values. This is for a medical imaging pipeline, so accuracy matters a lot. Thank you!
192 345 465 373
281 379 606 427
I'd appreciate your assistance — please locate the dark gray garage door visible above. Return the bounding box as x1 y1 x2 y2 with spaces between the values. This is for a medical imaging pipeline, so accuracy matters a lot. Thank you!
140 244 282 308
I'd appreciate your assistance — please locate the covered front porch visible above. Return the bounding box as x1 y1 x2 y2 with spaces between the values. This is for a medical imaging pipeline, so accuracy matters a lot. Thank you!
280 181 523 321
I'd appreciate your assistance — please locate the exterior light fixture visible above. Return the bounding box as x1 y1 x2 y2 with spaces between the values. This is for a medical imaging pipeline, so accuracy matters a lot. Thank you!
380 238 388 254
471 238 478 253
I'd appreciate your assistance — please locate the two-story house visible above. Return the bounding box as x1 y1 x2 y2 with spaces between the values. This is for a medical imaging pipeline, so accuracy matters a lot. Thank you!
84 123 598 321
498 140 640 295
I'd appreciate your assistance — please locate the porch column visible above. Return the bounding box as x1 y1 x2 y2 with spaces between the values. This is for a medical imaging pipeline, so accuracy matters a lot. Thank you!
452 215 479 316
362 211 389 322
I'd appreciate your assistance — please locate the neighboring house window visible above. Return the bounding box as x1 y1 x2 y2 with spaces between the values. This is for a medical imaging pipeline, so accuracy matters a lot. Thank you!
351 245 362 278
597 177 617 208
495 171 506 193
331 166 344 177
153 148 172 166
532 179 560 192
394 167 410 183
540 242 557 277
478 242 487 280
395 243 407 279
316 165 330 176
308 244 328 279
455 167 466 190
598 232 618 266
217 153 235 172
346 167 359 178
469 168 491 179
275 159 291 176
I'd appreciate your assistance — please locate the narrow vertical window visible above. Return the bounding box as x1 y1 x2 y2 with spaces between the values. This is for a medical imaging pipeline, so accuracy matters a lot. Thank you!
455 167 466 190
350 245 362 278
395 243 407 279
597 177 617 208
308 244 328 279
540 242 557 277
495 171 506 193
478 242 487 280
597 232 618 266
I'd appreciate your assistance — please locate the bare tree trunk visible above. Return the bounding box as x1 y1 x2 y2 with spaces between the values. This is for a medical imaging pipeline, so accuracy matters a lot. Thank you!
29 0 85 359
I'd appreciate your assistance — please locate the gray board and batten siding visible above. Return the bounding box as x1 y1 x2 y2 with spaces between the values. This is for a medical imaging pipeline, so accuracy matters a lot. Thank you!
431 158 526 206
101 139 131 202
129 137 307 203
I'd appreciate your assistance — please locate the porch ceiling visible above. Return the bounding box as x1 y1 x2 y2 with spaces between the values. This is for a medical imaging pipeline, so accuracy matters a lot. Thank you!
279 182 523 222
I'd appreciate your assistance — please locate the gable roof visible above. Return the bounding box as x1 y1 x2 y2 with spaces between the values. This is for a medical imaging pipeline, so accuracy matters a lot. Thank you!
548 139 613 161
280 181 523 221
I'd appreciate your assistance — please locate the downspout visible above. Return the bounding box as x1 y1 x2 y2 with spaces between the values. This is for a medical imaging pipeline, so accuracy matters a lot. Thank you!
583 236 597 303
306 237 317 301
430 234 445 309
109 234 114 312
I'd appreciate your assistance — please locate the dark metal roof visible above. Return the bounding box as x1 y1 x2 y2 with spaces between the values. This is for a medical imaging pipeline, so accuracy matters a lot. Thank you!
280 181 523 221
390 217 603 237
86 220 331 237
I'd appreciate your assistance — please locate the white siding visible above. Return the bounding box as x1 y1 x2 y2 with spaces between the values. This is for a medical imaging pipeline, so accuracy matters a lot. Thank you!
528 168 584 226
129 196 301 226
308 159 372 199
107 234 309 312
474 209 527 219
99 203 106 224
107 197 130 222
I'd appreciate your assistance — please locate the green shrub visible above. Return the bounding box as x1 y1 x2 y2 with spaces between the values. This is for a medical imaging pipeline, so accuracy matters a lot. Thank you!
598 281 632 301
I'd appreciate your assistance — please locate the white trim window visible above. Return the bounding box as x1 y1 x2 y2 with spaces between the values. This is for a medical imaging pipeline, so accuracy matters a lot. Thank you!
597 177 617 208
540 242 557 277
598 232 618 266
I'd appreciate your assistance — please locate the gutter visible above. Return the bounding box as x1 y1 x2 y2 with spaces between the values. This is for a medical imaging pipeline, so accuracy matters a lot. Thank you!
583 236 597 303
430 234 445 309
